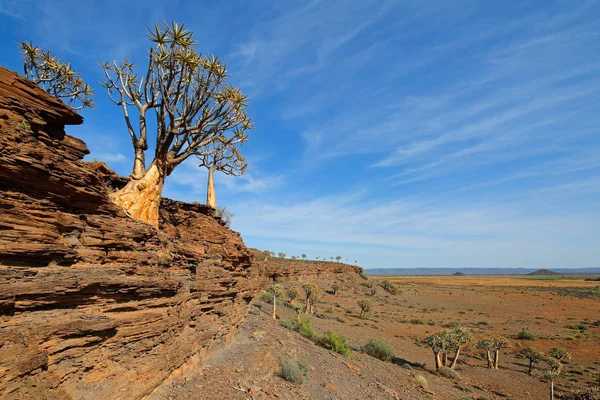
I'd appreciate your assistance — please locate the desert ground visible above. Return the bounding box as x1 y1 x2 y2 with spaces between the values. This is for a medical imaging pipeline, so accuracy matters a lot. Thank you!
148 270 600 400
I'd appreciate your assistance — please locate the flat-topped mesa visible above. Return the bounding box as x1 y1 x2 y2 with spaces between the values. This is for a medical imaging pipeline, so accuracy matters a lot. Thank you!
0 66 259 400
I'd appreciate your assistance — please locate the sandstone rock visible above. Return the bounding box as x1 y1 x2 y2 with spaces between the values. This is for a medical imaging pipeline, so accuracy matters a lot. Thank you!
0 67 260 399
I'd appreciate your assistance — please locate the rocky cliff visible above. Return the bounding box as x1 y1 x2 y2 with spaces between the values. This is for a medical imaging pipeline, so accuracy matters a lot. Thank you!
0 66 260 400
251 250 363 283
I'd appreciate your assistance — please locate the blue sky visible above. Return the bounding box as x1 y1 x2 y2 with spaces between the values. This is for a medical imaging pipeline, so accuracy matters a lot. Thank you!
1 0 599 269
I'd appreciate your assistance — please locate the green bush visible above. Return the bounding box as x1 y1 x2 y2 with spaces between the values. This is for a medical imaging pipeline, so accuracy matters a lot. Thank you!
260 291 274 303
279 357 308 384
362 338 395 362
315 330 351 356
281 316 314 339
516 328 536 340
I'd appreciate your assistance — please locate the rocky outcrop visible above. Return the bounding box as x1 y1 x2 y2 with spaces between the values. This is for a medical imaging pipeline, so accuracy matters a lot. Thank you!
250 251 363 283
0 67 259 399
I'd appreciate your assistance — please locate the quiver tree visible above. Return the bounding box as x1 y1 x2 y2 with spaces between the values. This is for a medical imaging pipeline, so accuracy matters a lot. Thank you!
198 138 246 209
278 252 286 259
302 284 318 315
286 288 298 303
331 283 340 296
425 332 446 369
19 40 94 110
477 338 495 369
425 331 452 368
490 336 510 369
517 347 544 375
268 284 281 320
262 250 271 262
448 326 474 369
357 299 373 318
101 21 252 227
301 254 307 260
544 358 562 400
548 347 571 362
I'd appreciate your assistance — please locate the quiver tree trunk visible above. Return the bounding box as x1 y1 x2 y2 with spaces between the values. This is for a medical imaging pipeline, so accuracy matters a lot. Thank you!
434 351 441 369
494 350 500 369
305 297 310 314
486 350 493 368
449 347 461 369
110 162 166 228
442 352 448 367
272 294 277 320
528 360 534 375
206 166 216 209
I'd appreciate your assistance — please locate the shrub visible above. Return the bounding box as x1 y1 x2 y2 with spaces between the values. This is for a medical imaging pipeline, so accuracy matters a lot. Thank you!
436 366 461 380
260 291 274 303
281 316 315 339
362 338 395 362
279 357 308 384
410 319 425 325
412 374 428 389
517 327 536 340
380 280 398 294
315 330 351 356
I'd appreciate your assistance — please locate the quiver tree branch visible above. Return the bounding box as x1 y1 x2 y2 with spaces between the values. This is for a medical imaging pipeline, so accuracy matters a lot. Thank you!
18 40 94 110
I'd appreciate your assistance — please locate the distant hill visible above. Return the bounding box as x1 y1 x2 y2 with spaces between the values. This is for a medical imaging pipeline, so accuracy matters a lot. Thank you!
528 269 559 276
365 267 600 276
453 272 467 276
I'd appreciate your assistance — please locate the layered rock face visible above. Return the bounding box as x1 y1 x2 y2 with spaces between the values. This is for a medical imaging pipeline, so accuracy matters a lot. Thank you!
251 251 363 283
0 67 259 399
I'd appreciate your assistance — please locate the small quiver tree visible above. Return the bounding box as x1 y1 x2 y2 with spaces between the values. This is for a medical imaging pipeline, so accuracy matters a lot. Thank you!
331 283 340 295
197 138 246 209
286 287 298 304
490 336 510 369
302 284 318 315
477 338 495 369
448 326 474 369
19 40 94 110
262 250 271 262
544 358 562 400
101 22 252 228
548 347 571 362
357 298 373 318
516 347 544 375
268 284 282 320
425 332 445 370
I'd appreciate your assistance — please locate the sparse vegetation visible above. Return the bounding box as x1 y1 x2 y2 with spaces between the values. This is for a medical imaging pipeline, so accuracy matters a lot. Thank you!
436 366 461 380
412 374 428 389
215 206 234 227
